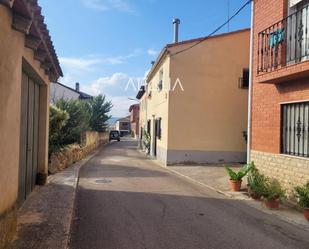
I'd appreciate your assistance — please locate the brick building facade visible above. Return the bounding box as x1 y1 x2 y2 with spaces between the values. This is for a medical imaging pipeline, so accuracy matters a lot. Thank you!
251 0 309 193
129 104 140 138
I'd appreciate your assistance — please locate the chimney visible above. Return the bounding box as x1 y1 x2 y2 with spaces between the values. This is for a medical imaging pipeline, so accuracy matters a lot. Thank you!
173 18 180 43
75 82 80 92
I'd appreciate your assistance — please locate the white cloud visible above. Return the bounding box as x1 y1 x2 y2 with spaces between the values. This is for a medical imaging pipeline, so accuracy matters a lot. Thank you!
81 72 145 95
79 72 146 116
59 57 102 71
147 49 158 57
82 73 129 95
108 95 134 117
59 50 142 73
81 0 135 13
59 56 123 72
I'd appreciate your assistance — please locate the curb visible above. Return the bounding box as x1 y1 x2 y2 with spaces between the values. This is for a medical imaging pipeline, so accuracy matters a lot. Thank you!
166 167 235 198
138 150 236 199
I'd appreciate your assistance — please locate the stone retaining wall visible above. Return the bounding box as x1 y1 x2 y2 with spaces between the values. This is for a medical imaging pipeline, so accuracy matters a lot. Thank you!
49 131 108 174
251 150 309 197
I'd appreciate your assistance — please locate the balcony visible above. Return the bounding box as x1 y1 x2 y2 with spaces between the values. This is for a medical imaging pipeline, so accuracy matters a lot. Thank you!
257 4 309 83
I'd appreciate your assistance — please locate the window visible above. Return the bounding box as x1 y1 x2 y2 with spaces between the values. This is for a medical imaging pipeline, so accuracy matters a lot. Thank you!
156 118 162 139
287 0 309 63
147 82 152 98
147 120 151 134
239 68 249 89
158 69 163 91
281 101 309 157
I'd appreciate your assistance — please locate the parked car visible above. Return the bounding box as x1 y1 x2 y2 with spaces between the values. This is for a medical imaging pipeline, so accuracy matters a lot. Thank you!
119 130 130 137
109 130 120 142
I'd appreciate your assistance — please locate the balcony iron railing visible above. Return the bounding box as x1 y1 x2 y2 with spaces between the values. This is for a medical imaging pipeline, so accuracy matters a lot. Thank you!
258 4 309 74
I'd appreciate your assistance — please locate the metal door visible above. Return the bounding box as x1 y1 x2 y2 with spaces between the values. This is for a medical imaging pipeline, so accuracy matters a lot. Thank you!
18 72 40 206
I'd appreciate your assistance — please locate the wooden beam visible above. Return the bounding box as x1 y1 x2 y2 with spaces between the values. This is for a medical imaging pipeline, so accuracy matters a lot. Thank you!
49 72 58 82
25 35 41 50
0 0 15 7
34 49 47 62
41 61 52 70
12 13 32 34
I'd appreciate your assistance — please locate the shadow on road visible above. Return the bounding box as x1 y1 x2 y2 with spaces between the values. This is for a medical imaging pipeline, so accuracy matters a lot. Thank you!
70 187 309 249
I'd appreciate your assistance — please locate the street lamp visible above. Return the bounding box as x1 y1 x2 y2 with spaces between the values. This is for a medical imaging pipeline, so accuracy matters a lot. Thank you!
128 97 139 102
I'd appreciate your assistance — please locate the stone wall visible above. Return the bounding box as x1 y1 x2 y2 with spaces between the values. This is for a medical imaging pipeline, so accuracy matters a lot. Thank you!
99 132 109 144
81 131 99 147
49 131 108 174
251 150 309 197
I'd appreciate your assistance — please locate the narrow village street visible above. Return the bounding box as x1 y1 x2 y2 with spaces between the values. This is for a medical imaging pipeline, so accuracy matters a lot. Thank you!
69 139 309 249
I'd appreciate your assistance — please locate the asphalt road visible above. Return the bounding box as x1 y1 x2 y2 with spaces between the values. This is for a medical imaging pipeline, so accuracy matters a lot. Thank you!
69 138 309 249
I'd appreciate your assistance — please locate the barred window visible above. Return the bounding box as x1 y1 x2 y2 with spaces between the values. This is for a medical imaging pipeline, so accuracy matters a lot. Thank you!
281 101 309 157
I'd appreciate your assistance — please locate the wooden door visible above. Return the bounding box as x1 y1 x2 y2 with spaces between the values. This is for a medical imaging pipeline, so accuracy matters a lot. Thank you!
18 72 40 206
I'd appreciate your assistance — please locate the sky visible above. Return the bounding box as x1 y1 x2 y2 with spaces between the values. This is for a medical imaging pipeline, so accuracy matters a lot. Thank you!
39 0 251 117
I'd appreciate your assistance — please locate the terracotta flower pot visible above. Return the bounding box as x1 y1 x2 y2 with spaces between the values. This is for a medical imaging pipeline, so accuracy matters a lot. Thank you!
229 180 242 191
303 208 309 222
264 198 280 210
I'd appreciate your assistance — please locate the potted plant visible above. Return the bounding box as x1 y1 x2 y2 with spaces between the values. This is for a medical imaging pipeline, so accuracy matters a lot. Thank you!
225 163 253 191
247 164 267 200
262 179 285 210
143 130 151 154
294 182 309 222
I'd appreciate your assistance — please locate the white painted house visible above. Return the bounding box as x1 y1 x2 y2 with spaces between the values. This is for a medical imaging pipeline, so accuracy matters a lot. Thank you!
50 82 93 104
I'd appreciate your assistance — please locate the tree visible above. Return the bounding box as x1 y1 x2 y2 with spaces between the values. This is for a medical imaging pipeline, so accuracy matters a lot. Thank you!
89 94 112 132
56 99 91 144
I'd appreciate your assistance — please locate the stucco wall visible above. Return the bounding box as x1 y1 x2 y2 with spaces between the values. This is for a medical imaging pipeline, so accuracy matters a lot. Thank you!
139 94 147 134
0 5 51 246
166 30 250 163
146 56 171 164
0 5 24 218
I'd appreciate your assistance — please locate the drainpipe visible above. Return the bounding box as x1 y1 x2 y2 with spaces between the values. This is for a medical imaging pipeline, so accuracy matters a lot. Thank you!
247 0 254 163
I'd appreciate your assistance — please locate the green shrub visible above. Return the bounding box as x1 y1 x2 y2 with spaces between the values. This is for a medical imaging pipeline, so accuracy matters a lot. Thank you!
49 96 112 157
295 182 309 208
247 163 267 196
263 179 285 200
225 162 253 181
49 105 69 155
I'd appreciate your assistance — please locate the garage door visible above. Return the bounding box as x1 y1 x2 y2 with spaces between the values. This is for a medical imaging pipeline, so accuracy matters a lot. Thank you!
18 72 40 206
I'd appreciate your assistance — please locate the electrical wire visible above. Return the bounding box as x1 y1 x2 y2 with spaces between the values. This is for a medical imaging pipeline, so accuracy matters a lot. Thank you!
170 0 253 57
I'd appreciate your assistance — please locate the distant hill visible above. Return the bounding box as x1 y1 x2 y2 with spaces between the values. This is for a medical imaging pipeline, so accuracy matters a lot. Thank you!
108 117 120 125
